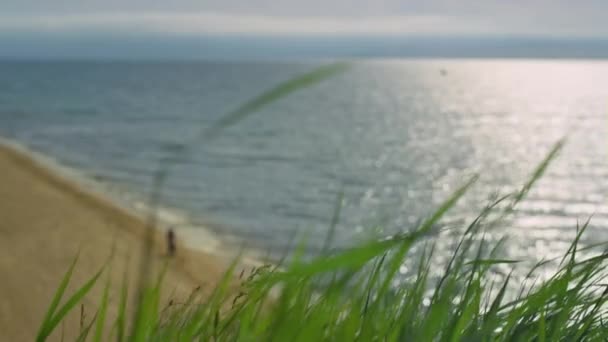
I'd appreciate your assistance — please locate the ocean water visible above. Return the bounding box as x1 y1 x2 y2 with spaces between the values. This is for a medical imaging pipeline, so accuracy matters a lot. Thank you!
1 59 607 272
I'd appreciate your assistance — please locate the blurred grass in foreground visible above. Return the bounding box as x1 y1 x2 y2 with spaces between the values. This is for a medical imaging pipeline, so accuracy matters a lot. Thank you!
36 63 608 341
38 139 608 341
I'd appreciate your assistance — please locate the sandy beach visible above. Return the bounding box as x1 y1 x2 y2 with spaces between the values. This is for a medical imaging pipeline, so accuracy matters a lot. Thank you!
0 143 231 341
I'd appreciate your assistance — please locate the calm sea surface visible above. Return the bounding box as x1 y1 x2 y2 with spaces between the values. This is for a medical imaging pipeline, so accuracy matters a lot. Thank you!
1 59 606 274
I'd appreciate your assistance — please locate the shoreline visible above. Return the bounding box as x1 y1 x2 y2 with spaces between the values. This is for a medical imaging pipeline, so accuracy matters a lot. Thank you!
0 141 247 340
0 138 223 253
0 138 266 266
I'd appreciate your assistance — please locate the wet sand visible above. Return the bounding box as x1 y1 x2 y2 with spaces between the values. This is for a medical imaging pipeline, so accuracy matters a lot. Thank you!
0 143 231 341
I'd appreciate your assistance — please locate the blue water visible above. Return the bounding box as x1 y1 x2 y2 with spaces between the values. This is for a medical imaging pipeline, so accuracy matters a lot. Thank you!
1 59 607 269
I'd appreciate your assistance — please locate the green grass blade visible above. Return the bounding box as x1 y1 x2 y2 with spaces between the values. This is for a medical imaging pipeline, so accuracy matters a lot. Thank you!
189 256 242 338
322 191 344 253
538 307 546 342
204 63 349 140
512 139 565 206
131 264 167 342
36 254 79 342
266 238 400 282
419 175 478 235
93 275 111 342
484 272 511 326
465 259 520 267
362 254 387 316
39 267 104 341
114 267 129 342
76 312 98 342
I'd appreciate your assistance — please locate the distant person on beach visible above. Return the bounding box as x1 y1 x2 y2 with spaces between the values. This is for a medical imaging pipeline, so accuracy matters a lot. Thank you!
167 228 176 257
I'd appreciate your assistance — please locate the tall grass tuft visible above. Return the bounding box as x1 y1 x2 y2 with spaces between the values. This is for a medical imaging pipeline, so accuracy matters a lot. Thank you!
38 139 608 341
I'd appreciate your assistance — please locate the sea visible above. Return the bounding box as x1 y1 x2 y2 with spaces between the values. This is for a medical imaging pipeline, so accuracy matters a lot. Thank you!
1 59 607 279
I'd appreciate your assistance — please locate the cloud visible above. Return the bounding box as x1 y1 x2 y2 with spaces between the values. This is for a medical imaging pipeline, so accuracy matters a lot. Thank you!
2 1 608 38
0 12 479 36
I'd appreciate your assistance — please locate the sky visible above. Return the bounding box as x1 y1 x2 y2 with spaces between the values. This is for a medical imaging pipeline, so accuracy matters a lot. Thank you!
2 1 608 59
